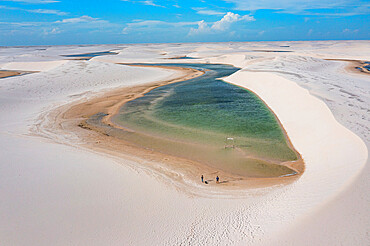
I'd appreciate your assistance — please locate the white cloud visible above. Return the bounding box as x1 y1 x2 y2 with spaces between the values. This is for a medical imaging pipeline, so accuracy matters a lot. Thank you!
223 0 338 11
0 5 17 10
0 5 66 15
121 0 164 8
0 21 39 27
192 7 225 15
141 0 163 7
0 15 110 28
188 20 209 35
56 15 99 24
122 19 197 34
212 12 254 30
27 9 67 15
6 0 59 3
43 27 61 35
223 0 369 15
53 15 116 30
189 12 255 35
343 28 359 33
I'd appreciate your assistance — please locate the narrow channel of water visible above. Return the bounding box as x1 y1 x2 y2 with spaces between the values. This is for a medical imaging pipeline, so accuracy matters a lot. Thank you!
62 51 118 59
111 63 298 178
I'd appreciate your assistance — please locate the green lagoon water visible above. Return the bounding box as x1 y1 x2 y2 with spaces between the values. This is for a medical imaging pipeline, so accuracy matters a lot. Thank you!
111 64 298 177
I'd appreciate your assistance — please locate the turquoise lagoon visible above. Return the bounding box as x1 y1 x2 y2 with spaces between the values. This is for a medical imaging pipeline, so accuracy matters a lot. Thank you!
112 64 298 178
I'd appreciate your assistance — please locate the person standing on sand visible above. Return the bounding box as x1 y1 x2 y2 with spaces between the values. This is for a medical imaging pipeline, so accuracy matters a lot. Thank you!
216 176 219 183
201 175 204 183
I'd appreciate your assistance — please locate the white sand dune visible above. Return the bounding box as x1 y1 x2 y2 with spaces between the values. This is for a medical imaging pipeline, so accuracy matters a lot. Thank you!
1 60 68 72
224 71 368 244
0 41 369 245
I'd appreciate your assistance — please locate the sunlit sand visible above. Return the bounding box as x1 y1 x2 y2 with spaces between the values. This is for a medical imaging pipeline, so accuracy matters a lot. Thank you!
0 41 368 245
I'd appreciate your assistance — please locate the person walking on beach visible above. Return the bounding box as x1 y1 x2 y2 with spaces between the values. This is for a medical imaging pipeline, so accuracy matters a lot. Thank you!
201 175 204 183
216 176 219 183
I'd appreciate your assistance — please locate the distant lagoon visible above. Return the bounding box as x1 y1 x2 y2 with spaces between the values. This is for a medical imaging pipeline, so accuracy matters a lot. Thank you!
62 51 118 59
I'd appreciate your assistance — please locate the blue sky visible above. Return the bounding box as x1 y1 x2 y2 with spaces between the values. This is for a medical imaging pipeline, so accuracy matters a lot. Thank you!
0 0 369 45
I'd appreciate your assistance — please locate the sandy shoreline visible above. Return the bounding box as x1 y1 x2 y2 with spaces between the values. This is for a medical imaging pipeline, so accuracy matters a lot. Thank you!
42 64 303 190
0 70 22 79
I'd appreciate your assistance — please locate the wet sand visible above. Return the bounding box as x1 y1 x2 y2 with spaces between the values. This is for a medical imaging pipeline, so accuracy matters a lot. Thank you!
46 64 303 189
326 59 370 75
0 70 21 79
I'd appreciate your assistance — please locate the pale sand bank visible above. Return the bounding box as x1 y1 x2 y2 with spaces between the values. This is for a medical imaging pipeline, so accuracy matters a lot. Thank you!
224 70 368 244
0 60 68 72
